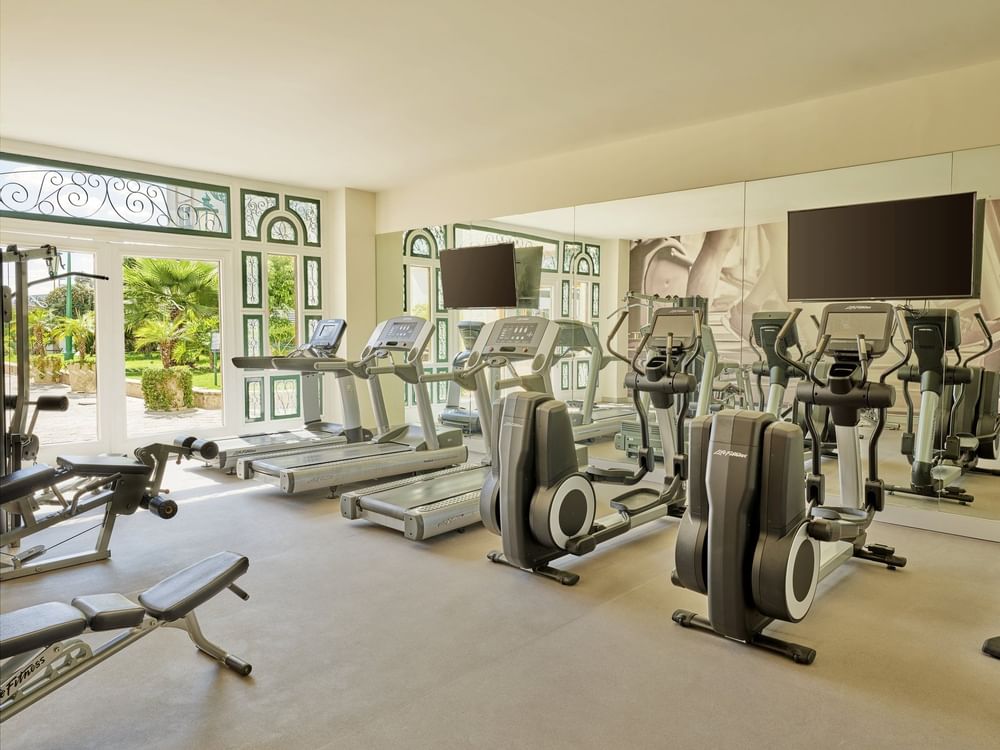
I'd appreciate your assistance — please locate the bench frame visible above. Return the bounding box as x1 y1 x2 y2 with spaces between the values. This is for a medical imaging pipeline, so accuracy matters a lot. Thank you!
1 439 212 581
1 589 251 723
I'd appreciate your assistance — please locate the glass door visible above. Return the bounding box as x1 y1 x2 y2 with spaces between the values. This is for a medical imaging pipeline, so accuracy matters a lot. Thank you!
2 248 103 455
121 253 225 439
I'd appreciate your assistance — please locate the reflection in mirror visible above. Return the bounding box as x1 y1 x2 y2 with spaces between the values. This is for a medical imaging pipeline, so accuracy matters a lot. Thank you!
377 145 998 529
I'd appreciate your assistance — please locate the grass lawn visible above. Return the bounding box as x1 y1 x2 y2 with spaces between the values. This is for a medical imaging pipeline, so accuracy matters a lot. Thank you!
125 356 222 391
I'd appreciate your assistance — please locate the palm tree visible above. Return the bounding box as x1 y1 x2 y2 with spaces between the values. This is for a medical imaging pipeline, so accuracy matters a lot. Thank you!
122 257 219 333
122 257 218 367
28 307 58 355
51 311 97 358
133 317 191 369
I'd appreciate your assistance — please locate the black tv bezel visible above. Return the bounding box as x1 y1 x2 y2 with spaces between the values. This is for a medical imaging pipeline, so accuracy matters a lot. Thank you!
786 192 982 302
439 242 519 310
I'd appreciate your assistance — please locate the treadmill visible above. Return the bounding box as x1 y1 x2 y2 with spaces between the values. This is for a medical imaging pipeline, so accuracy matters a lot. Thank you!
438 320 485 433
236 316 467 494
340 315 562 540
209 319 371 472
553 318 634 442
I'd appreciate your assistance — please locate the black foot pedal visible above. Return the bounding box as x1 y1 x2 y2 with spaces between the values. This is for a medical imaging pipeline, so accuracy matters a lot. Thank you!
859 543 907 569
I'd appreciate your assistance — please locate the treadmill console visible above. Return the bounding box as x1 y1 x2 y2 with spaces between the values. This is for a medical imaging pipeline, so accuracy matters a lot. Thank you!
818 302 894 358
363 316 434 361
307 319 347 353
484 318 547 354
468 315 560 372
647 308 701 349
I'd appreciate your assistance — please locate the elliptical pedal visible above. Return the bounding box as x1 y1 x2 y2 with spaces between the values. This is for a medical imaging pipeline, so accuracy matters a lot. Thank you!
856 543 907 569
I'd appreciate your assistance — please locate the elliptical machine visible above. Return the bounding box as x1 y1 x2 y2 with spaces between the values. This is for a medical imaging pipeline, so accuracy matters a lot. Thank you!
886 308 999 504
672 303 908 664
480 305 699 585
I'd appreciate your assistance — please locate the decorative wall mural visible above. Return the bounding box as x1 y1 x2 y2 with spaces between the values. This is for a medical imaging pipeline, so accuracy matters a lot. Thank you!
629 229 745 362
628 199 1000 368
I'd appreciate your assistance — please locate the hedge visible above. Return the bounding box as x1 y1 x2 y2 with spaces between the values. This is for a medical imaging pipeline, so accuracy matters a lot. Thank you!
141 366 193 411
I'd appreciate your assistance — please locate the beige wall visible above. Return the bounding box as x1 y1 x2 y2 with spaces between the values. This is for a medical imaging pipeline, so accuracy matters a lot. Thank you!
375 59 1000 233
375 231 406 423
327 187 377 425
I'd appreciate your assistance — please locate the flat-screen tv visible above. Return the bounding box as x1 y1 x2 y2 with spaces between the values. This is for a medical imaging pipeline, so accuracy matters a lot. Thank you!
787 192 980 301
439 243 541 309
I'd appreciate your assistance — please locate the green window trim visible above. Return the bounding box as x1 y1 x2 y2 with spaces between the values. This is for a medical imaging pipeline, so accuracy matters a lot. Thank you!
241 251 263 309
560 280 571 317
285 195 321 246
1 151 231 238
560 361 571 390
405 229 435 258
266 215 299 245
584 243 601 275
591 283 600 319
402 264 408 312
304 315 322 342
435 318 449 363
453 223 559 273
562 242 582 274
435 368 449 403
241 188 280 241
243 314 264 357
435 268 446 312
270 374 301 420
245 376 265 423
303 256 322 309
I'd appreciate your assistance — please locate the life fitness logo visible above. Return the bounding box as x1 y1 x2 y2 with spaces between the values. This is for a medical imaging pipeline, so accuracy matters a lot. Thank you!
844 305 873 311
0 644 59 701
713 449 748 458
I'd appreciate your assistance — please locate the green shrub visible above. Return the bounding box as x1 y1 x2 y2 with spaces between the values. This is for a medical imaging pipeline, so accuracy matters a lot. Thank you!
31 354 65 380
141 366 193 411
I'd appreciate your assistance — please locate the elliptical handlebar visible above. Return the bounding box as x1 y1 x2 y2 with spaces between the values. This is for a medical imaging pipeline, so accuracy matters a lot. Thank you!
962 312 995 367
774 308 820 386
880 307 913 384
606 307 648 377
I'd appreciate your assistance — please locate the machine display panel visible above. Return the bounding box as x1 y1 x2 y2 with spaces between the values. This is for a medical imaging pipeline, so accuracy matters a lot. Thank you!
309 320 345 350
494 321 540 345
649 310 697 347
821 310 892 356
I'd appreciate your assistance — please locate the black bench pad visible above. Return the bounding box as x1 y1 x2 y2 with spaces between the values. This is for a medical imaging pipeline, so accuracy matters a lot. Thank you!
57 455 151 476
0 602 87 659
71 594 145 631
0 465 61 502
139 552 249 622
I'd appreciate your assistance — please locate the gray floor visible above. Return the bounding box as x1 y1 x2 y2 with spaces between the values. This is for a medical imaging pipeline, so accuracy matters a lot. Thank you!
2 443 999 750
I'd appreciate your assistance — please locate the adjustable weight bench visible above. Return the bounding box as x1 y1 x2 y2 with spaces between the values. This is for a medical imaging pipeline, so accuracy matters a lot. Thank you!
1 436 218 581
0 551 252 723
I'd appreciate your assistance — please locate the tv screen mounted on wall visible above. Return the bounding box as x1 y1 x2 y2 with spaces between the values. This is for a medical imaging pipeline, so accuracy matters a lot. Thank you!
787 192 980 301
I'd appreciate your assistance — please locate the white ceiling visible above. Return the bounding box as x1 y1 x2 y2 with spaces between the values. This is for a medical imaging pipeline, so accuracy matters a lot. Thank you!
2 1 999 192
